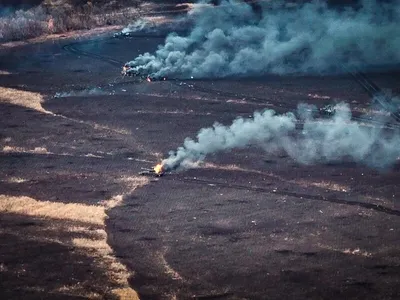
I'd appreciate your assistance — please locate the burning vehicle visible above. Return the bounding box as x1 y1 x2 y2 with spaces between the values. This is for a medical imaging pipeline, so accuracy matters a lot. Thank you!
139 163 166 177
122 64 166 82
121 64 135 76
113 32 133 38
319 103 336 117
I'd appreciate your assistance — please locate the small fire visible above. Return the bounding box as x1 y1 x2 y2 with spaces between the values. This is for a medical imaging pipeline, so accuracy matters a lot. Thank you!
153 163 164 175
146 76 152 82
122 65 130 76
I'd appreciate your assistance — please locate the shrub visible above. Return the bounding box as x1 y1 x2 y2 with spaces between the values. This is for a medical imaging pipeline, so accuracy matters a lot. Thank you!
0 1 141 42
0 6 49 41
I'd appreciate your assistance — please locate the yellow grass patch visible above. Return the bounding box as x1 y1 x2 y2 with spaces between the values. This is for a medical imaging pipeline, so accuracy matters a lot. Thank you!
0 87 52 114
2 146 50 154
0 174 147 299
118 176 150 192
54 285 103 299
3 177 27 183
0 88 131 136
319 243 372 257
73 237 112 255
297 180 350 192
0 195 106 225
112 288 140 300
101 195 125 209
156 249 183 281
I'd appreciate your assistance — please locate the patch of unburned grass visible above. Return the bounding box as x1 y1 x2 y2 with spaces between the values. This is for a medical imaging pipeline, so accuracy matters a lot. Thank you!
0 87 51 113
0 195 106 225
0 174 147 299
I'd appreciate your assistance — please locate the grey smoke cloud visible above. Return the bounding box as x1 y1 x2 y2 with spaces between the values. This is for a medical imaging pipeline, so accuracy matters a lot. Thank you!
126 0 400 78
162 102 400 171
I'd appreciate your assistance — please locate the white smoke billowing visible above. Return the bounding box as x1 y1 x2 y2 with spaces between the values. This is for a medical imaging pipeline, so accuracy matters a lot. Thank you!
54 88 108 98
121 16 191 36
124 0 400 170
122 19 153 34
126 0 400 78
162 102 400 171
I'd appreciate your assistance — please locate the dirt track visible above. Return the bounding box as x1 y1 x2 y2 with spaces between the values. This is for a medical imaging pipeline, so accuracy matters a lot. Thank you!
1 26 400 300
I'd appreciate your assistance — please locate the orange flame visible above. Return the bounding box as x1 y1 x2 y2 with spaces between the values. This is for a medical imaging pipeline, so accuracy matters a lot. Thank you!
153 163 164 175
146 77 152 82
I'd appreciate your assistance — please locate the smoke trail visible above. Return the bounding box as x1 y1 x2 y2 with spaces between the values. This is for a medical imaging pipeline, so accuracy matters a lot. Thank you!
125 0 400 78
122 19 154 34
54 88 108 98
121 15 192 36
162 101 400 171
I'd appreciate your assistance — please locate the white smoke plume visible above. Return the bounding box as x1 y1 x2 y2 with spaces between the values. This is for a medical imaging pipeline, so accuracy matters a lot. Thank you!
122 19 158 34
126 0 400 78
162 102 400 171
121 16 191 36
54 88 108 98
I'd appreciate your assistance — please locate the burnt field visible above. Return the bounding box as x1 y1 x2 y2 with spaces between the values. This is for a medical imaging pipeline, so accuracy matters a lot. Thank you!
1 24 400 300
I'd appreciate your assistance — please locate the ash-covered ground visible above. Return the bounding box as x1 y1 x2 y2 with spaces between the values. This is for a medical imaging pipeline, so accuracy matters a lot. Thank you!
1 4 400 300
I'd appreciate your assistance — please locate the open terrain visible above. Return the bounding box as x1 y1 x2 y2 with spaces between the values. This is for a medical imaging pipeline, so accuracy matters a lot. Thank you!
1 7 400 300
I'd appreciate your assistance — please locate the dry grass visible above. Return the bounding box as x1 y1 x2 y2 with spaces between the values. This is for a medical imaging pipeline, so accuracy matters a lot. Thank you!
2 145 50 154
3 177 28 183
0 194 140 299
0 176 148 299
0 1 141 43
318 243 372 257
297 179 350 192
155 248 184 281
0 195 106 225
117 176 150 192
0 86 51 113
0 86 133 139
